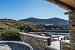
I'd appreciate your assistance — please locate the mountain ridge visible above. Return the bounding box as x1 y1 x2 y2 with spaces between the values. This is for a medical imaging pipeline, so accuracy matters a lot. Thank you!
19 17 69 25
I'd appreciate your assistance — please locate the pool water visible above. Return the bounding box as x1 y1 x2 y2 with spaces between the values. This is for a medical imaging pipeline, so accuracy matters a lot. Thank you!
39 32 69 36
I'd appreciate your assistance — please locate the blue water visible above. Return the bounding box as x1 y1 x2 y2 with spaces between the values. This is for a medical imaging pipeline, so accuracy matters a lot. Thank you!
39 32 70 36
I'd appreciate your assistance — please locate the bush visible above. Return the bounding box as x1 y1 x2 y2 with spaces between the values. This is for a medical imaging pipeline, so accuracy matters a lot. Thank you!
1 28 20 40
0 27 6 30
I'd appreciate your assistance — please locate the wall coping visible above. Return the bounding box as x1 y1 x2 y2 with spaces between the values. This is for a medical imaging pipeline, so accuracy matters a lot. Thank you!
19 32 51 39
61 40 70 44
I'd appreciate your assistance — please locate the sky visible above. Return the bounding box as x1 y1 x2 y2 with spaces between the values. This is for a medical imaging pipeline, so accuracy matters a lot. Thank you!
0 0 69 20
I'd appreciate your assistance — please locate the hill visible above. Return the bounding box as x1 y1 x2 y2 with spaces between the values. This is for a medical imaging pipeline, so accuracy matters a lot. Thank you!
0 19 24 28
19 17 69 25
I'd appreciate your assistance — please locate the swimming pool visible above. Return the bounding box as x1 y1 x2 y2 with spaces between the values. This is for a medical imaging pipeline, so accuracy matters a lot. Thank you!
49 32 69 36
39 32 69 36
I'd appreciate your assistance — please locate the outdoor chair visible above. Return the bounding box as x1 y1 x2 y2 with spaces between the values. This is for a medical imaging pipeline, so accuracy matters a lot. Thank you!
64 36 70 40
61 36 69 40
44 33 51 37
35 32 41 35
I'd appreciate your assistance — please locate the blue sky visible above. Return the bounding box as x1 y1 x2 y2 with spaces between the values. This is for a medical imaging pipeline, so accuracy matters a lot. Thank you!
0 0 68 20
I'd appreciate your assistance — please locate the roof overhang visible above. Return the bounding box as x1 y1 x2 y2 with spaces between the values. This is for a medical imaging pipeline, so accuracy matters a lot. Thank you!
46 0 75 11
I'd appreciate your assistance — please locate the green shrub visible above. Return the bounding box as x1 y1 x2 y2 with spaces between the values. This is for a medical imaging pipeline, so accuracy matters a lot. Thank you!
0 30 3 37
1 28 20 40
17 24 29 32
0 27 6 30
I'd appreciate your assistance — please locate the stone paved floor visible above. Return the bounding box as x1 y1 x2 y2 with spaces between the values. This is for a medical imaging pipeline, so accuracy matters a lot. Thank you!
48 36 65 50
0 36 64 50
50 41 60 50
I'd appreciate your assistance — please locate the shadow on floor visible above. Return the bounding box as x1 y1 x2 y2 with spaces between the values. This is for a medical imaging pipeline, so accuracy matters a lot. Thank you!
33 47 40 50
51 39 58 42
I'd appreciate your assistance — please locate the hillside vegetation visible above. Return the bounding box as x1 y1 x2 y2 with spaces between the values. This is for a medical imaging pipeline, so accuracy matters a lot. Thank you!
0 19 24 28
0 19 27 40
0 18 69 40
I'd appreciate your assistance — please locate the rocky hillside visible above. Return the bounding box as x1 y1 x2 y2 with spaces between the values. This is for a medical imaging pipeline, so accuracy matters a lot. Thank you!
0 19 24 28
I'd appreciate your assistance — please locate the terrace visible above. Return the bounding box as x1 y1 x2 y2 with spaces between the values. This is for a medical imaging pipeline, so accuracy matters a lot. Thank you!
0 32 70 50
0 0 75 50
19 32 70 50
46 0 75 50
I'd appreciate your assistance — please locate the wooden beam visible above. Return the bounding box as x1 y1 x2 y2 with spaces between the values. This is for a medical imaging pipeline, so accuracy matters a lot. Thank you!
54 0 75 10
46 0 75 11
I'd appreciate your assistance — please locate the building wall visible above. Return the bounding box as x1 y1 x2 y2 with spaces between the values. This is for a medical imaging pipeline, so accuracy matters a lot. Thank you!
60 40 70 50
69 11 75 50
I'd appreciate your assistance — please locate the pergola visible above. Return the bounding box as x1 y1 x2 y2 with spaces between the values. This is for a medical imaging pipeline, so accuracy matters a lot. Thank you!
46 0 75 11
46 0 75 50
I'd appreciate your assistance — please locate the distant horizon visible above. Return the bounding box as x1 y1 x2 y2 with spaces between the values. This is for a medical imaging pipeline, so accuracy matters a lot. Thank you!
0 0 68 20
0 17 69 20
